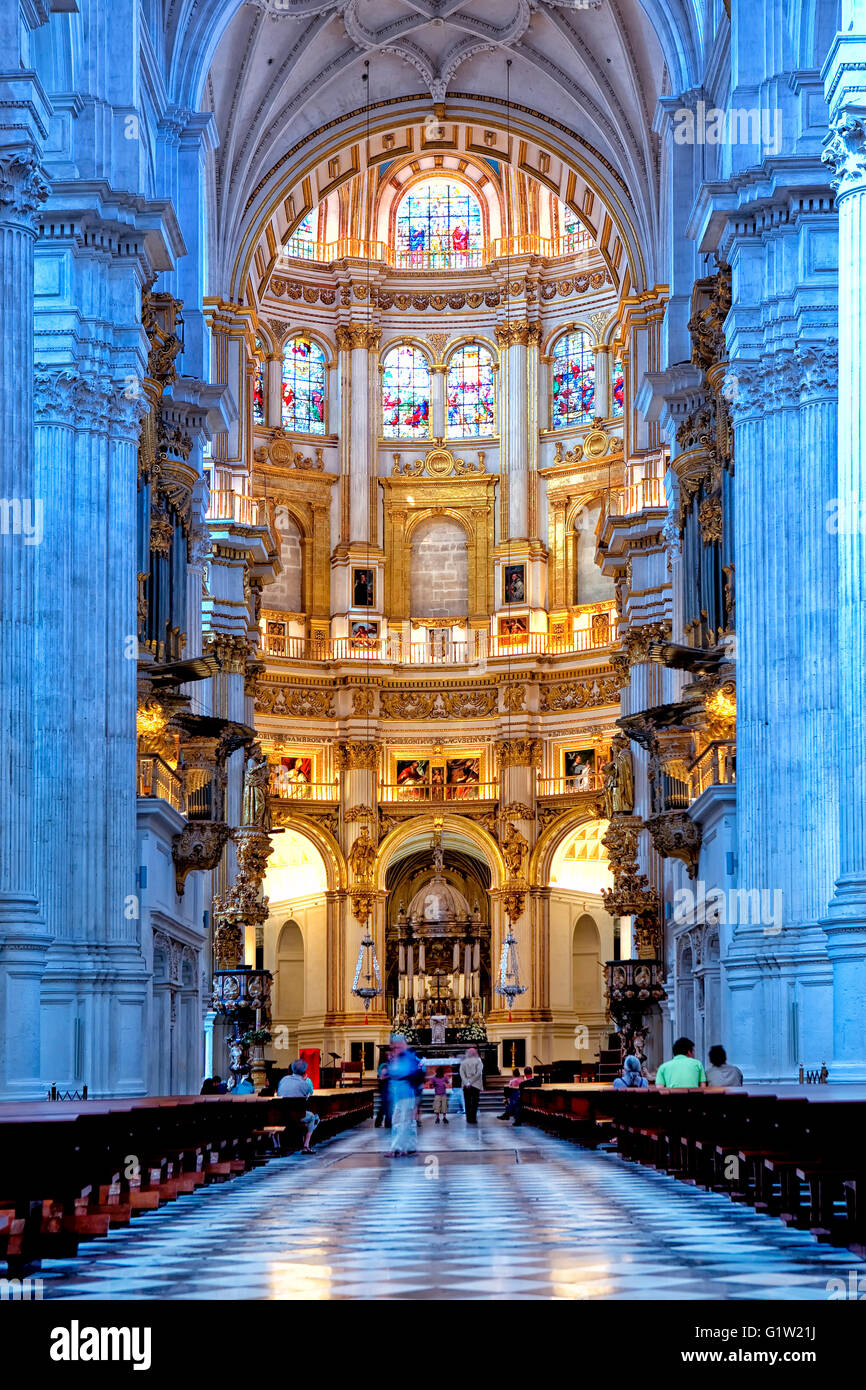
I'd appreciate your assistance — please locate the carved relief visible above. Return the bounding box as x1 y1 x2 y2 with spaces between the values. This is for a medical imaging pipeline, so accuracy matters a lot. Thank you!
254 684 335 717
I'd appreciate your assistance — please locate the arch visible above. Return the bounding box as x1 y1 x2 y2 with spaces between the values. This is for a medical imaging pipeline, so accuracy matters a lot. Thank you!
381 342 432 440
267 506 304 613
542 319 598 358
275 918 305 1022
281 334 327 435
389 172 487 268
374 814 505 893
572 913 603 1015
446 342 497 441
531 809 606 889
443 334 500 369
263 815 347 895
403 507 473 547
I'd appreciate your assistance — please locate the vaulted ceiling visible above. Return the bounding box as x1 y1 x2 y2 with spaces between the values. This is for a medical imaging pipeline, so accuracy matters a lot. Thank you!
160 1 713 297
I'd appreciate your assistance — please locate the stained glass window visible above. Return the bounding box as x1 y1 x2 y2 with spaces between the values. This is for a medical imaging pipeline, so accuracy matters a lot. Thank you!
551 330 595 429
285 210 316 260
253 337 265 426
394 179 483 268
381 345 431 439
611 354 624 418
447 344 496 439
281 335 326 435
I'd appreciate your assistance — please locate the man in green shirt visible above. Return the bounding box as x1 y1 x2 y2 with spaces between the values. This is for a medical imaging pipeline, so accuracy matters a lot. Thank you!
655 1037 707 1088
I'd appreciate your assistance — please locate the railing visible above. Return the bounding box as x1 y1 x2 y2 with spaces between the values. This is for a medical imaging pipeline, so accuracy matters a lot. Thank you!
689 740 736 801
622 477 667 514
137 754 184 812
260 621 616 664
206 490 267 529
279 231 596 272
380 781 499 804
537 773 603 797
269 781 340 802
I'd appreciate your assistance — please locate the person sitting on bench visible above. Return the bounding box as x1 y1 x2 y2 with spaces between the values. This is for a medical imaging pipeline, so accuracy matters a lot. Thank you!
276 1059 321 1152
655 1037 707 1089
613 1054 649 1090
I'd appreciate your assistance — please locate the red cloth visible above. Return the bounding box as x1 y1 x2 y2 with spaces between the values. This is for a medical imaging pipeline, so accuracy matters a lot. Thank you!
299 1048 320 1088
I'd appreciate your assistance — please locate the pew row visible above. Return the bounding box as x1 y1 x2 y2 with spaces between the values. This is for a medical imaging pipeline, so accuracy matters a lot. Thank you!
520 1083 866 1256
0 1089 373 1275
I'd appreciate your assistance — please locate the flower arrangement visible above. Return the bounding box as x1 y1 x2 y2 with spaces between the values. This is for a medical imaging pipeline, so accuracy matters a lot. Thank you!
241 1027 272 1046
458 1019 487 1043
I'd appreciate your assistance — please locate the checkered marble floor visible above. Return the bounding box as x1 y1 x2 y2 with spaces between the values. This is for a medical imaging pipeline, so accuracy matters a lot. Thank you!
37 1119 864 1300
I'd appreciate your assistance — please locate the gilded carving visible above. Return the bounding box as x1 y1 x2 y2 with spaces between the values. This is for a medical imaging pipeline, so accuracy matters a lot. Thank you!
345 804 376 823
599 734 635 818
348 823 377 881
335 323 381 352
172 822 232 898
501 684 526 713
254 684 336 717
393 446 485 478
351 686 376 716
203 633 251 674
254 430 325 472
501 821 529 879
495 319 542 348
698 495 723 545
645 811 702 879
501 802 534 822
622 622 672 667
600 815 659 925
497 739 543 769
539 677 621 711
379 688 498 720
334 741 380 771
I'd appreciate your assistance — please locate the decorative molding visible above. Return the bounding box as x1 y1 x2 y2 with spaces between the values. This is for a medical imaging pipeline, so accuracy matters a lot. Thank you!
172 822 232 898
622 621 672 667
254 429 325 471
380 688 498 719
496 738 543 769
335 323 381 352
501 684 526 713
645 811 702 879
823 114 866 198
254 683 335 717
539 676 621 711
0 152 49 230
351 686 376 716
495 318 543 348
698 495 723 546
393 444 485 478
334 740 380 770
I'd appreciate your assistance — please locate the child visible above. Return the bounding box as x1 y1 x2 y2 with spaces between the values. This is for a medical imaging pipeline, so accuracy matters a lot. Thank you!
432 1066 450 1125
497 1069 523 1121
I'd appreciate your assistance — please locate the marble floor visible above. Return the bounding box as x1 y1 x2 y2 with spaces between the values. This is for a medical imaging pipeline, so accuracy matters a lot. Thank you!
38 1118 864 1300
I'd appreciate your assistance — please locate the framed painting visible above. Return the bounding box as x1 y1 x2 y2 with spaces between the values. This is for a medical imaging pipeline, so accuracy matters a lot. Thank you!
352 567 375 608
503 563 526 605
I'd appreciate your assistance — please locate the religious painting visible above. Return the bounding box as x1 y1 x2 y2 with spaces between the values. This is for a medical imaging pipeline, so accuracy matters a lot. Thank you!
352 566 375 608
396 758 429 801
564 748 595 790
266 620 286 636
446 758 480 799
350 619 379 649
430 764 446 799
503 563 526 605
499 615 528 638
271 756 313 797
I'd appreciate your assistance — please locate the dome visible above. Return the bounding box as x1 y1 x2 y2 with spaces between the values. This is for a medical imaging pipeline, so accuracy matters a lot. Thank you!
406 872 472 925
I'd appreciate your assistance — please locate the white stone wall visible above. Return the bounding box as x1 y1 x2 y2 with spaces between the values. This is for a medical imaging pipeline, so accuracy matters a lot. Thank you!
410 517 469 618
267 506 303 613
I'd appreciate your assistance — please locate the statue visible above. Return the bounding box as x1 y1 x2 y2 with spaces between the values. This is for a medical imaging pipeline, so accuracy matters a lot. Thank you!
348 823 377 882
501 821 528 879
601 734 635 817
430 1012 448 1045
241 745 270 828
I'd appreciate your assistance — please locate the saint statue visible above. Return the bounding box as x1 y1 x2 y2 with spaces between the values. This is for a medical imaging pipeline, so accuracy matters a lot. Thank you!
430 1012 448 1045
601 734 635 817
348 823 377 881
501 821 528 879
241 746 271 828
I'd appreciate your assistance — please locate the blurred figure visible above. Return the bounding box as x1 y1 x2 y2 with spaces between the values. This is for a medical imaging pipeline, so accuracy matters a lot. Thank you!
460 1046 484 1124
387 1037 420 1156
432 1066 450 1125
374 1050 393 1128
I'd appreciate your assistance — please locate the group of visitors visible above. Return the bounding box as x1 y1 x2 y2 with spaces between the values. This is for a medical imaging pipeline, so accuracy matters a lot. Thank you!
375 1039 487 1156
200 1058 320 1153
614 1039 744 1090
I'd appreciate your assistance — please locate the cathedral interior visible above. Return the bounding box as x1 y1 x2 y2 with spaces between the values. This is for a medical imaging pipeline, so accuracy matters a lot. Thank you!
2 0 866 1318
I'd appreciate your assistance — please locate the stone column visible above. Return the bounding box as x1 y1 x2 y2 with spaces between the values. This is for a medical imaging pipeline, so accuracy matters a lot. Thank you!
496 320 539 540
0 146 50 1098
338 325 379 545
266 352 282 427
430 365 446 439
594 345 611 420
821 24 866 1080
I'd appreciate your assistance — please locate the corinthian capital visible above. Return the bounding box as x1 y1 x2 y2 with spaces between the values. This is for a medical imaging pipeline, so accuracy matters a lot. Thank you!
823 114 866 199
0 152 49 231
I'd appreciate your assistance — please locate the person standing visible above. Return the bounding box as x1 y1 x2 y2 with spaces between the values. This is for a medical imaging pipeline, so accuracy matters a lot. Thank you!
431 1067 450 1125
374 1051 392 1128
387 1037 419 1156
706 1045 744 1086
654 1037 707 1089
460 1045 484 1125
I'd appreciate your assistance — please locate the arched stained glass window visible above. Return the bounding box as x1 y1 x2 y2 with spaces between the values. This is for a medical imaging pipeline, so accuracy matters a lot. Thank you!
381 345 431 439
551 330 595 429
611 354 624 418
253 337 265 425
395 179 483 268
281 336 326 435
447 343 496 439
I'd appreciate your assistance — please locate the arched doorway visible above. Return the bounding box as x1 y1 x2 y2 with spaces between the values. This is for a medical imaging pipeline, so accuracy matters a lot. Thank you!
572 913 602 1017
275 919 305 1057
543 818 615 1064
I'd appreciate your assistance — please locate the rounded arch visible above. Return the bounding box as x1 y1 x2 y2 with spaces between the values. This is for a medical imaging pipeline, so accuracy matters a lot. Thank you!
379 336 434 368
531 809 606 889
264 814 347 894
374 814 505 893
443 334 500 369
565 490 608 533
404 507 473 546
543 319 598 358
280 332 328 436
386 167 491 252
230 101 651 305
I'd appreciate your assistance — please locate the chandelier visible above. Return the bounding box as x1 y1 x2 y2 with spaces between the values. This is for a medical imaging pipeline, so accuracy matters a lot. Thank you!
495 926 527 1020
351 920 382 1019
